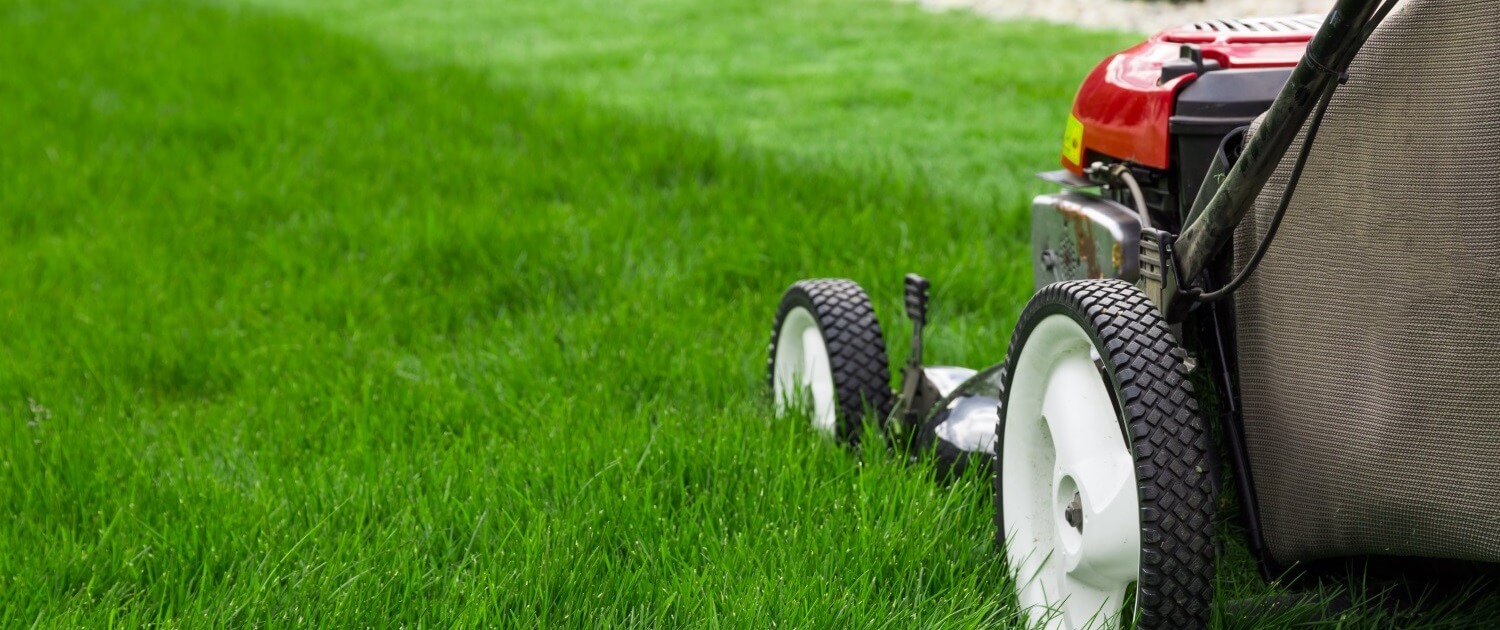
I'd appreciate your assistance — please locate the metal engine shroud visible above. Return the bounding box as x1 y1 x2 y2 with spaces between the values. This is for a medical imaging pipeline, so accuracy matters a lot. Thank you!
1031 192 1141 289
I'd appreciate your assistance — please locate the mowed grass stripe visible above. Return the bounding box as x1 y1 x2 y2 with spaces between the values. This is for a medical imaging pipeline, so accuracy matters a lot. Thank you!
2 0 1019 626
226 0 1144 206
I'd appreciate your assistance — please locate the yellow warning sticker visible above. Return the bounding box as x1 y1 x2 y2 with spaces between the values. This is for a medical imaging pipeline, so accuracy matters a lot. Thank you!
1062 114 1085 166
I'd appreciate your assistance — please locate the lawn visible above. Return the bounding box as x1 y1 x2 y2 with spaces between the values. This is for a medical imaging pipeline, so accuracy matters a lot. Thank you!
0 0 1489 626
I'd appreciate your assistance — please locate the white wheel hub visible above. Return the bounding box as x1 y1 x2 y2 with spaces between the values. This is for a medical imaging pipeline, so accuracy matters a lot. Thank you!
773 307 837 435
1002 314 1140 630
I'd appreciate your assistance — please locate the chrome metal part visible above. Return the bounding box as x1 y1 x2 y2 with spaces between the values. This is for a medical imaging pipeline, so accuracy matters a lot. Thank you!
923 366 976 399
1031 191 1142 291
932 392 1000 455
917 364 1005 459
1037 169 1099 189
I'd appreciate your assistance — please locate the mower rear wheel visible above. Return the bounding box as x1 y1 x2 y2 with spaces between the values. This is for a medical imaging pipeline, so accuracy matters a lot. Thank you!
767 279 892 443
996 280 1215 629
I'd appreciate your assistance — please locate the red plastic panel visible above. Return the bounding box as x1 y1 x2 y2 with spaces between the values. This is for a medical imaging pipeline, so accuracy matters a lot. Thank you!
1062 19 1314 173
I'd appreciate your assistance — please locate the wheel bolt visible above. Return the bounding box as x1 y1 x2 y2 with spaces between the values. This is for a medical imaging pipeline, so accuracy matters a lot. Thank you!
1064 493 1084 532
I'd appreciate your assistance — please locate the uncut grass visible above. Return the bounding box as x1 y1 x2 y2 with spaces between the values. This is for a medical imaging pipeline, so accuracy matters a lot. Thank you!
3 0 1496 627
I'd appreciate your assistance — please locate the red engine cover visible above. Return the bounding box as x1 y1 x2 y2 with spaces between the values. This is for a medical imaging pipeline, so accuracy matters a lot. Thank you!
1062 16 1321 174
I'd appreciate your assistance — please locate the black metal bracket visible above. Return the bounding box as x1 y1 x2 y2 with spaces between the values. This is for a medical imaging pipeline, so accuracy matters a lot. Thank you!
1138 229 1196 323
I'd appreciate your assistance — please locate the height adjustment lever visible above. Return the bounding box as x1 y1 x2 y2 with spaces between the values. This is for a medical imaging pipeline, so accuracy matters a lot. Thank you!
892 273 935 443
904 273 930 366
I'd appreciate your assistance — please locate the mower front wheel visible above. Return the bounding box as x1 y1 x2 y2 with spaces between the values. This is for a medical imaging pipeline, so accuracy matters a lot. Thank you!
767 279 893 444
996 280 1216 629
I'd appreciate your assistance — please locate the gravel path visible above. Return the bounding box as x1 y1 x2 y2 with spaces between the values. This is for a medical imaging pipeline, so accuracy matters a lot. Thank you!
906 0 1335 33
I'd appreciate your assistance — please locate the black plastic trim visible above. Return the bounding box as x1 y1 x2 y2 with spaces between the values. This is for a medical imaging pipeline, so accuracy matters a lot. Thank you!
1172 67 1294 121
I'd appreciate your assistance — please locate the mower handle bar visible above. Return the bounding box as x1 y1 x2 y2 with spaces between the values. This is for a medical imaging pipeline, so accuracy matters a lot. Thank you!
1167 0 1385 310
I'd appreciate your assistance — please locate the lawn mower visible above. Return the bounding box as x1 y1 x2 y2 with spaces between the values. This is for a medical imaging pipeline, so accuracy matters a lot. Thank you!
765 0 1500 627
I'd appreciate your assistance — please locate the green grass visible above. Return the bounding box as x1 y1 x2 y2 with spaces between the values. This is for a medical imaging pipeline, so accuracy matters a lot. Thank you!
0 0 1494 626
217 0 1140 207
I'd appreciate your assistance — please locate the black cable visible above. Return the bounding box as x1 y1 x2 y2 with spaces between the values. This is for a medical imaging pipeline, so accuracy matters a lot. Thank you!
1362 0 1401 44
1189 0 1400 304
1190 82 1337 303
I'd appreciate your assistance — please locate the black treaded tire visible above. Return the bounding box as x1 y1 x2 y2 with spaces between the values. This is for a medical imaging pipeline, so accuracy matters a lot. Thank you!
767 279 893 443
995 279 1216 629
